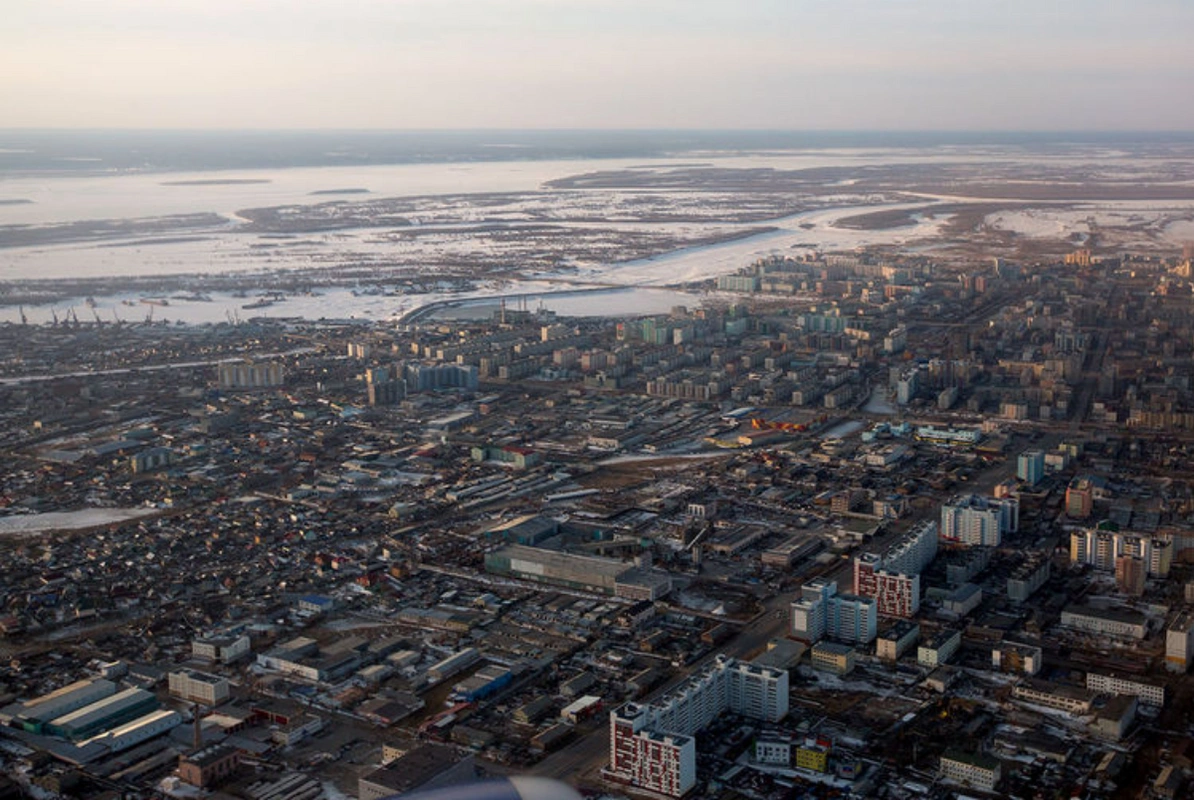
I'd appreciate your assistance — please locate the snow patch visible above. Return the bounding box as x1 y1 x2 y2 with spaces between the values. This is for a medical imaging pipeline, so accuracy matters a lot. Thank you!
0 507 157 535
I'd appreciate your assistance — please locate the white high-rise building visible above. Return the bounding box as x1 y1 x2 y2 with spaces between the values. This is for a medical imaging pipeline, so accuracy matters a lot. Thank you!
940 495 1018 546
883 520 939 575
791 592 827 643
826 592 878 643
217 361 284 390
1071 529 1172 577
1166 610 1194 673
791 580 877 644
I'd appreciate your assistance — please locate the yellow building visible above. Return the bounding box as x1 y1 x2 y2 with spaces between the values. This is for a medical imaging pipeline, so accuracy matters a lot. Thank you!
811 642 855 676
796 746 828 772
1064 249 1092 267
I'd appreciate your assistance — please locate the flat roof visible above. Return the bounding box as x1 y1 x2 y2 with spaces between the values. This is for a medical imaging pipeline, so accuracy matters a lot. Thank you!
25 679 113 710
1063 605 1146 624
49 688 154 730
361 743 468 793
494 544 629 579
184 742 240 768
80 709 180 746
171 668 225 685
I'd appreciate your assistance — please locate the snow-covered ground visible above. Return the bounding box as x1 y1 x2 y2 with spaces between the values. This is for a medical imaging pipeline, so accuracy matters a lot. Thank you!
863 386 897 415
0 284 706 327
0 192 924 283
0 148 1071 227
820 420 865 439
984 202 1194 245
6 146 1194 329
0 507 157 535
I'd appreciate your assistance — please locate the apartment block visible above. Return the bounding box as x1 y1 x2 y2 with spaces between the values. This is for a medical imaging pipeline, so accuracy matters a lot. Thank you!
917 628 961 668
875 620 920 661
606 656 788 797
791 580 877 645
940 494 1018 547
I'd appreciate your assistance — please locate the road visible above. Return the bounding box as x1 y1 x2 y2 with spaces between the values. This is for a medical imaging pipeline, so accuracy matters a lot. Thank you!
0 346 317 385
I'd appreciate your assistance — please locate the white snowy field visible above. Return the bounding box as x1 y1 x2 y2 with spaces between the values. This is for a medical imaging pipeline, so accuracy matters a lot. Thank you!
983 201 1194 245
0 507 158 535
0 283 708 326
6 144 1194 328
0 147 1081 227
0 189 912 282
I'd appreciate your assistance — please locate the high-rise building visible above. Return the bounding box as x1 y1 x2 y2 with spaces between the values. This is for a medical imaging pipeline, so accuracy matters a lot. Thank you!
875 520 938 575
608 716 694 798
1065 477 1096 518
791 586 827 643
1115 556 1146 596
366 365 406 406
940 494 1019 546
606 656 787 797
1007 555 1050 603
1071 528 1172 577
1017 450 1045 486
404 363 479 392
854 558 921 618
791 580 877 644
1166 610 1194 673
895 368 919 405
851 521 936 618
218 360 284 390
1150 538 1173 578
826 592 879 643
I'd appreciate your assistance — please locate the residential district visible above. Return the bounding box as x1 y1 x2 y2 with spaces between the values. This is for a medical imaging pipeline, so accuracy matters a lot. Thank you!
4 246 1194 800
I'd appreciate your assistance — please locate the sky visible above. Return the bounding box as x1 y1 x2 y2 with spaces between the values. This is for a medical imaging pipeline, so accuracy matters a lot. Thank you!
4 0 1194 130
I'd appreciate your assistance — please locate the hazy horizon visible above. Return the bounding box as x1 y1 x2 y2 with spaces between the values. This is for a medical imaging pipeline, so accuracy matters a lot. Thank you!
6 126 1194 134
6 128 1194 177
5 1 1194 131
